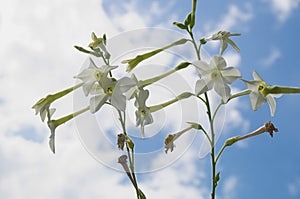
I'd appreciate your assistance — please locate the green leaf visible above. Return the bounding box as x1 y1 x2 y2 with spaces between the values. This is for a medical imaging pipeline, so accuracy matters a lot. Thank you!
122 38 188 72
184 13 192 26
173 22 187 30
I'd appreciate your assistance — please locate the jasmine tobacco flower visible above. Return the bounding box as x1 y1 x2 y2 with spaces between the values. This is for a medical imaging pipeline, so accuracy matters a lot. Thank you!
193 55 241 102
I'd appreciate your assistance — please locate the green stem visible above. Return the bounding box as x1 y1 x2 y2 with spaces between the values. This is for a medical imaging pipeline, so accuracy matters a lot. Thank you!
149 92 193 112
265 86 300 95
140 69 176 87
51 106 89 127
215 144 227 164
117 110 139 199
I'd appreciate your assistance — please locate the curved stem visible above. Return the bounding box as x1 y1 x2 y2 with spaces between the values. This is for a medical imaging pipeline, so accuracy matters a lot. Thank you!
215 144 226 164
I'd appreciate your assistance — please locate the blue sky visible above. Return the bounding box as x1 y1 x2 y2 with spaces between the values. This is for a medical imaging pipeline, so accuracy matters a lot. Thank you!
1 0 300 199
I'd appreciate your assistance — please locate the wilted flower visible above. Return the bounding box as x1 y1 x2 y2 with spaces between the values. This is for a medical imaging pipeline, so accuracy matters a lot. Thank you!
164 126 193 153
193 56 241 102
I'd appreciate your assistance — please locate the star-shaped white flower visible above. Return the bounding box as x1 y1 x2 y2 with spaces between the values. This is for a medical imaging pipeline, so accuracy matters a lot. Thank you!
134 89 153 138
204 31 241 55
89 76 136 113
242 70 281 117
193 56 241 102
74 58 117 96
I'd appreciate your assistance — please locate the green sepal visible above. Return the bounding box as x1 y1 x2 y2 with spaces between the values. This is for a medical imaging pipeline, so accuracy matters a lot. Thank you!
225 136 240 147
184 13 192 26
74 46 100 57
173 22 187 30
215 172 221 187
187 122 202 130
175 62 191 70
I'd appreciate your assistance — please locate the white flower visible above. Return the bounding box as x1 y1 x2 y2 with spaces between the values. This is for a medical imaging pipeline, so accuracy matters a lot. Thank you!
89 32 110 59
242 70 281 117
134 89 153 138
193 56 241 102
206 31 241 55
74 58 117 96
89 77 136 113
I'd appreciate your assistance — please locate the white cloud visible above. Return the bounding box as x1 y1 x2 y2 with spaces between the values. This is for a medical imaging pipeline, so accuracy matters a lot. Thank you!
0 0 250 198
204 3 253 35
221 176 238 199
266 0 300 22
288 178 300 196
260 48 281 68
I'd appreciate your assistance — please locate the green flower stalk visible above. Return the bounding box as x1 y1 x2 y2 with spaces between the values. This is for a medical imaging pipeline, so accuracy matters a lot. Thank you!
47 106 89 153
140 62 190 87
149 92 194 112
32 83 83 121
122 38 189 72
216 121 279 163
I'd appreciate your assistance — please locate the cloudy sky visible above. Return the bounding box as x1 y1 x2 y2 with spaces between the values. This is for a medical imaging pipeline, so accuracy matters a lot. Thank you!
1 0 300 199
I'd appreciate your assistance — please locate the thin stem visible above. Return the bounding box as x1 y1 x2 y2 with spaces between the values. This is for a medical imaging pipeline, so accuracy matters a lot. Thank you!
188 31 201 60
201 128 213 146
215 144 226 164
212 102 222 123
117 110 139 199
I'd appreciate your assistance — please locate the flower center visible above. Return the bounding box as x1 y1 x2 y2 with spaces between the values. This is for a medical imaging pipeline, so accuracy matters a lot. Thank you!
258 82 268 96
106 86 113 94
139 108 147 116
211 70 220 80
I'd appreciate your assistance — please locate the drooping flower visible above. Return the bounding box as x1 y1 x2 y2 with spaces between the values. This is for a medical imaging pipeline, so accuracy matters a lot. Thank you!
164 126 193 153
242 70 281 117
47 107 89 153
74 58 117 96
134 89 153 138
193 55 241 102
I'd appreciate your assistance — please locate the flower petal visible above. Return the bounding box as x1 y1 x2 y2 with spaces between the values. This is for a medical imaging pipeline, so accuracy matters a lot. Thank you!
192 60 211 73
242 80 261 92
117 77 137 92
221 67 241 83
211 56 226 69
252 70 264 81
111 86 126 111
249 92 266 111
195 78 213 95
214 79 231 102
266 95 276 117
89 94 109 113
